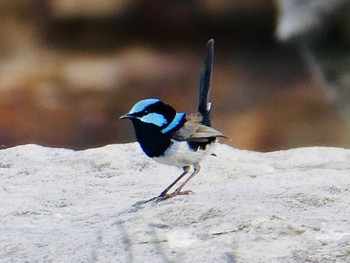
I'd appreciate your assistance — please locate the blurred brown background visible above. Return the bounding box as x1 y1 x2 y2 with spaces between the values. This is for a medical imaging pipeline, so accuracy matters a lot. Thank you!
0 0 350 151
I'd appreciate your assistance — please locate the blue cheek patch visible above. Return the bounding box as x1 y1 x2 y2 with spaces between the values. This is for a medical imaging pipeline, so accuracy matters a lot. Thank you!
161 112 186 134
129 98 160 114
140 113 168 127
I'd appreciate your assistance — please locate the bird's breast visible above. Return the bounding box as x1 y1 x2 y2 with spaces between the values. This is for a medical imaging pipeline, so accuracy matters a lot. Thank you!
153 139 217 167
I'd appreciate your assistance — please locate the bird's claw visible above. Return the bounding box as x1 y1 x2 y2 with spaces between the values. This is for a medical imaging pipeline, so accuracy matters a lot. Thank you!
132 190 195 208
156 190 194 201
174 190 194 196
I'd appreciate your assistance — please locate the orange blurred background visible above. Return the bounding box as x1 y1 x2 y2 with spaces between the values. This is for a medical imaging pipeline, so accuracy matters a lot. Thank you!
0 0 349 151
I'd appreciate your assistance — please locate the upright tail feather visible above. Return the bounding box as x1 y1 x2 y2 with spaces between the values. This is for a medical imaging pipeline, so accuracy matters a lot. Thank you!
198 39 214 127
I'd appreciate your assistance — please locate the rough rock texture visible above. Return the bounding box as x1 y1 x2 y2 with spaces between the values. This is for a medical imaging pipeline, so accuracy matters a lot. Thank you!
0 143 350 262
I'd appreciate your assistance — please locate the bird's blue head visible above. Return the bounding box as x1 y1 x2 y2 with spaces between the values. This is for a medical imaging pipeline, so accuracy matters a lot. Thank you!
120 98 186 134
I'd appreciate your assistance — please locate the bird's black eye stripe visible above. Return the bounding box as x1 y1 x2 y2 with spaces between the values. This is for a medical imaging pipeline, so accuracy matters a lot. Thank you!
146 101 163 113
148 101 176 119
133 111 146 118
131 101 177 122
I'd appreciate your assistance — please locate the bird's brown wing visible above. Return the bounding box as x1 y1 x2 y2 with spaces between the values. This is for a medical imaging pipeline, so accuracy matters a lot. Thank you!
172 114 227 142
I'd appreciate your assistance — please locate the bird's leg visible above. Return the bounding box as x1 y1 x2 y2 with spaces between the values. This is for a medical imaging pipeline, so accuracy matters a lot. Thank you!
172 164 201 195
158 166 190 197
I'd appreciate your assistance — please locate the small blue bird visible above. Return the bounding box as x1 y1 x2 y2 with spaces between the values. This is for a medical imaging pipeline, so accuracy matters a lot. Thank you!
120 39 226 199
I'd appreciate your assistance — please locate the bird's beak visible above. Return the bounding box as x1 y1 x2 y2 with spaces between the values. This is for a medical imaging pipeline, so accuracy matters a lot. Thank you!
119 113 133 120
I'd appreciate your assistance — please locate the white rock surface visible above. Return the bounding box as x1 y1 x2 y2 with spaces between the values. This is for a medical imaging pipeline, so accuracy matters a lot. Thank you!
0 143 350 262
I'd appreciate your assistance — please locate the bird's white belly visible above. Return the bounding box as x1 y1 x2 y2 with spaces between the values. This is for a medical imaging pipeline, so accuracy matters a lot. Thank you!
153 140 216 167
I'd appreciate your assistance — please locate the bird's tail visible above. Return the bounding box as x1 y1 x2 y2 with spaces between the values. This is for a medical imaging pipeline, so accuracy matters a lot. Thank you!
198 39 214 127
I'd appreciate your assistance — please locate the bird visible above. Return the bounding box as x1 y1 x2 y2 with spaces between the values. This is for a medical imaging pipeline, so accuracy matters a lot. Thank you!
120 39 227 199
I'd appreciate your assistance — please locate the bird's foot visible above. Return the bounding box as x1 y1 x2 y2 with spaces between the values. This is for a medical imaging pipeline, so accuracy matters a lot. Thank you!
173 190 194 196
156 190 194 201
133 190 194 207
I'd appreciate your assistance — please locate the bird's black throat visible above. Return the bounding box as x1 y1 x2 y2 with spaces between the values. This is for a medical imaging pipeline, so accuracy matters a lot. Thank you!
131 120 171 158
